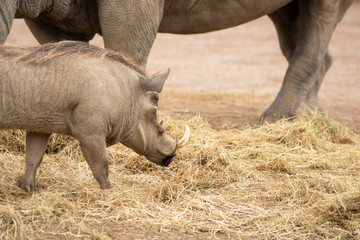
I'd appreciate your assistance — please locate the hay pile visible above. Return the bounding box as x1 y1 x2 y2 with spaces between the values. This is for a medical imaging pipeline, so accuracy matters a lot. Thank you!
0 110 359 239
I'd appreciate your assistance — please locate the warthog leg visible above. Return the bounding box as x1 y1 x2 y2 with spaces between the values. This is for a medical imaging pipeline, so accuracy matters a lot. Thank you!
21 132 51 192
79 135 111 190
262 0 353 123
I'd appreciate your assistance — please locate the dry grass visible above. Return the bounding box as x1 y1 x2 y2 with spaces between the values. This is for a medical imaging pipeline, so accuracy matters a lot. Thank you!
0 110 359 239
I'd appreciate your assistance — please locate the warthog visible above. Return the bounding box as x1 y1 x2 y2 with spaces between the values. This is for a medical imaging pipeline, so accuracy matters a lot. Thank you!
0 0 355 122
0 41 190 191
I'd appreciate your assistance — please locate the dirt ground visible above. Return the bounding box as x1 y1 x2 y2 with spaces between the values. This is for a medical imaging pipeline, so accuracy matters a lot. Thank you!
5 3 360 133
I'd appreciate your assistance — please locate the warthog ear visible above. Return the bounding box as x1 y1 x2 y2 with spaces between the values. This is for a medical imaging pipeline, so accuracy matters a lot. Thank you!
140 69 170 93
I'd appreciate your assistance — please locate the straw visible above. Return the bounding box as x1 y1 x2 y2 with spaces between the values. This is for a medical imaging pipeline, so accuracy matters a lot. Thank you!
0 110 359 239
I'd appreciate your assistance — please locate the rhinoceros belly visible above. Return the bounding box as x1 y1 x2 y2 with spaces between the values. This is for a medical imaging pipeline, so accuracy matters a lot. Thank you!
159 0 292 34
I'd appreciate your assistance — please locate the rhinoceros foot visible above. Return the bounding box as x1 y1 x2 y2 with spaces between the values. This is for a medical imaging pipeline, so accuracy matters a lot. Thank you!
260 100 324 124
260 108 294 124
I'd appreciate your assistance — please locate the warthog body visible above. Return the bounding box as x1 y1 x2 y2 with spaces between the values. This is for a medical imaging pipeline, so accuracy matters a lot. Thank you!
0 0 355 122
0 41 188 191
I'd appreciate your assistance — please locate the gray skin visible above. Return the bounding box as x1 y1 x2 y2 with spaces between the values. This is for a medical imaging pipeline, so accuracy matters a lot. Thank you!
0 41 178 191
0 0 354 122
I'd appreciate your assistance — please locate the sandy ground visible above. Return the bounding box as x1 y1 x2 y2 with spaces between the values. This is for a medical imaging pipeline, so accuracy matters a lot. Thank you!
5 3 360 133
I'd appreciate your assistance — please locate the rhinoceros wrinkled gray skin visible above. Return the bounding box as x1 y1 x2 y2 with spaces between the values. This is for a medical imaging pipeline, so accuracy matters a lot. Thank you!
0 0 355 122
0 41 186 191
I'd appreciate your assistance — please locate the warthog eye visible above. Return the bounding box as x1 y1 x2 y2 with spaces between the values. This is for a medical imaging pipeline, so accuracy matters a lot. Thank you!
152 94 159 104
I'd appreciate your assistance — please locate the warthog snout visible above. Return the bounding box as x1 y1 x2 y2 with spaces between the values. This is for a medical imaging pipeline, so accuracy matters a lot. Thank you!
158 124 190 167
161 155 175 167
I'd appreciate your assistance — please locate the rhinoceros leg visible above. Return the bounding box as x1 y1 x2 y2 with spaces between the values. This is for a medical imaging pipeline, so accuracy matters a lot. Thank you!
0 0 17 43
97 0 165 68
268 2 334 111
304 52 333 109
78 135 111 190
262 0 353 123
21 132 51 192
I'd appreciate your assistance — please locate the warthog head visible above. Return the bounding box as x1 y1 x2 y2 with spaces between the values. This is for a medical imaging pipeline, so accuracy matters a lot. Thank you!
123 69 190 166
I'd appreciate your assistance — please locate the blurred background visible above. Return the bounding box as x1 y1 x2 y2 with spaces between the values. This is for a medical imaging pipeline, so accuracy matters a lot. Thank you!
6 2 360 132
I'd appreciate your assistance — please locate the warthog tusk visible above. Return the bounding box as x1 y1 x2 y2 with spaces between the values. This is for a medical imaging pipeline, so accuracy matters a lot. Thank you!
177 124 190 149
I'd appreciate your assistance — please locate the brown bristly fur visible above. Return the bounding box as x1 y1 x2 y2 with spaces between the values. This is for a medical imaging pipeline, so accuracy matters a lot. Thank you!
0 41 146 75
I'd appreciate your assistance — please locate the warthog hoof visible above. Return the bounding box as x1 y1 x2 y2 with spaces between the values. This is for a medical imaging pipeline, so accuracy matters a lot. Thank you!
99 181 112 190
20 176 37 192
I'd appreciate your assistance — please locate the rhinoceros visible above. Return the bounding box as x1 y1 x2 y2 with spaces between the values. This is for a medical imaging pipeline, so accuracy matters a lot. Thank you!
0 0 354 122
0 41 190 191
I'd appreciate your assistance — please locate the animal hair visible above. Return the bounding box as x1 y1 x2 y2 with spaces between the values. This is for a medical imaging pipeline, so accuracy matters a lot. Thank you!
0 41 146 75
